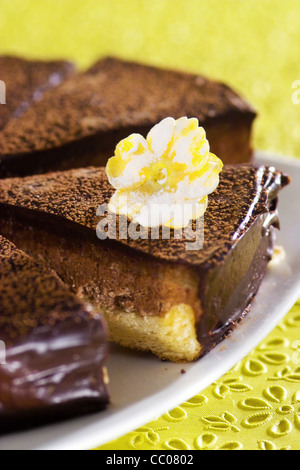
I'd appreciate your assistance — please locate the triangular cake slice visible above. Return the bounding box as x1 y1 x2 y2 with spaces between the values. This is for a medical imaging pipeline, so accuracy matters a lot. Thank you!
0 165 289 362
0 57 255 178
0 235 109 432
0 55 75 131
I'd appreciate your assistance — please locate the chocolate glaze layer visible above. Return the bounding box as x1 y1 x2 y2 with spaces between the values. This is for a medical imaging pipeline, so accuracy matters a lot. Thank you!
0 58 256 177
0 236 109 432
0 165 288 266
0 56 75 130
0 165 290 357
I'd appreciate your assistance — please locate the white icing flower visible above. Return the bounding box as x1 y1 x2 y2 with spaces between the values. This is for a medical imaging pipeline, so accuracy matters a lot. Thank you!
106 117 223 228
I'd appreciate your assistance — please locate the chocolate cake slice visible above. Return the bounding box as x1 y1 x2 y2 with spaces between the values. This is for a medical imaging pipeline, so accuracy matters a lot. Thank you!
0 58 256 178
0 165 289 362
0 56 75 131
0 235 109 432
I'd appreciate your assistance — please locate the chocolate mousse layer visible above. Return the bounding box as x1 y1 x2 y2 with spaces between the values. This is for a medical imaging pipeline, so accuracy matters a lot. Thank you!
0 165 289 361
0 56 75 131
0 58 256 178
0 236 109 432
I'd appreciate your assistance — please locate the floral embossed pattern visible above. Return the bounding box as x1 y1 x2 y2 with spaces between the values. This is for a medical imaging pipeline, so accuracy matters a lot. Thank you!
98 299 300 450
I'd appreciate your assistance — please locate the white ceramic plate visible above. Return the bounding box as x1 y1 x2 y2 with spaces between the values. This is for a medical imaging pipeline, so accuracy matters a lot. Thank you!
1 152 300 450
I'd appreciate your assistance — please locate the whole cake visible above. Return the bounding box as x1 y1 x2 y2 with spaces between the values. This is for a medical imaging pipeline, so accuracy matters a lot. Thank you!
0 235 109 432
0 57 256 178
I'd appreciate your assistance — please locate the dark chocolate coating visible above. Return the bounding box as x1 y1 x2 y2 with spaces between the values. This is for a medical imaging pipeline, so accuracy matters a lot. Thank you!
0 56 75 131
0 165 289 357
0 165 288 266
0 58 256 177
0 236 109 433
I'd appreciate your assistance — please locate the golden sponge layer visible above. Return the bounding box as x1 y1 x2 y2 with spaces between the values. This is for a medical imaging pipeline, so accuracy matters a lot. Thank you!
103 304 201 362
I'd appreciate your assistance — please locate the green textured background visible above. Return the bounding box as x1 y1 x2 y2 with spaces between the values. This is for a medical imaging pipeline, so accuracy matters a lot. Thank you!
0 0 300 157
